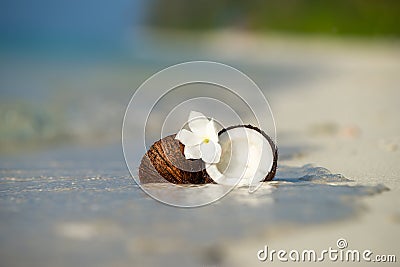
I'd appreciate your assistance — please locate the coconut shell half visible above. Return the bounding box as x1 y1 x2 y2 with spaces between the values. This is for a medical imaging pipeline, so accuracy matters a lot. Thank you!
139 134 214 184
218 124 278 182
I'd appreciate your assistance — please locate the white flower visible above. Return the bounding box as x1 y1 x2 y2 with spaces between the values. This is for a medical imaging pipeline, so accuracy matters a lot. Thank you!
175 111 221 164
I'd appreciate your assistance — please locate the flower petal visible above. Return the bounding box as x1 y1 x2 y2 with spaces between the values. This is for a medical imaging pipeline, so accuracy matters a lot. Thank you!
205 163 223 181
206 119 218 143
175 129 202 146
188 111 209 134
184 144 201 159
200 141 221 164
214 143 222 163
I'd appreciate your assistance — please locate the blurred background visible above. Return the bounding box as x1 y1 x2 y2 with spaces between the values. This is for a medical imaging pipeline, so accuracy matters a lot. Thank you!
0 0 399 154
1 1 400 267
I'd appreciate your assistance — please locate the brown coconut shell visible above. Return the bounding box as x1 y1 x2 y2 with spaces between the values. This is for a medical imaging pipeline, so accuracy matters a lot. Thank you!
139 134 214 184
139 125 278 184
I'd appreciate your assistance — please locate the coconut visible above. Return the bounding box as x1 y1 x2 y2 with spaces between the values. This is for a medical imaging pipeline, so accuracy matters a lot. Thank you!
138 125 277 185
205 125 278 186
138 134 214 184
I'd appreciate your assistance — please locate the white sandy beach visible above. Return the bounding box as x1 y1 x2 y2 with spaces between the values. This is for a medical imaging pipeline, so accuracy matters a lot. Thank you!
202 32 400 266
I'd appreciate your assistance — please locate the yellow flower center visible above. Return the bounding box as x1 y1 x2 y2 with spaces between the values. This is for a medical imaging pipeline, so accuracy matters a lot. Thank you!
203 138 210 144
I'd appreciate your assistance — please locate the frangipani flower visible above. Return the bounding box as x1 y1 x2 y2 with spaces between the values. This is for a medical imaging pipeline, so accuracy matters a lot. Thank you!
175 111 221 164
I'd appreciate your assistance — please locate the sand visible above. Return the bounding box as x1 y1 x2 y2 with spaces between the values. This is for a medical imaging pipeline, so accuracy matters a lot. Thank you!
205 32 400 266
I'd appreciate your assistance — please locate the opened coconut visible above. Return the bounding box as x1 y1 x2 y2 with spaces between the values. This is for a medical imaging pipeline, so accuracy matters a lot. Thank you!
139 124 277 185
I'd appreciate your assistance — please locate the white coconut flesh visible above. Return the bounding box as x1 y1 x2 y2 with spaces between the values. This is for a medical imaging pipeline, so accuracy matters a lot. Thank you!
206 126 274 186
